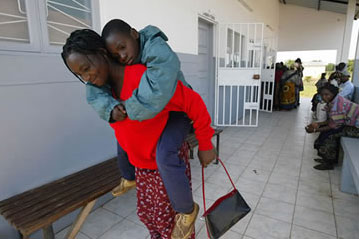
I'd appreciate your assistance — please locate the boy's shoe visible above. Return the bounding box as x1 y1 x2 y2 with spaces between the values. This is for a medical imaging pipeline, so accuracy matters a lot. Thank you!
171 202 199 239
111 178 136 197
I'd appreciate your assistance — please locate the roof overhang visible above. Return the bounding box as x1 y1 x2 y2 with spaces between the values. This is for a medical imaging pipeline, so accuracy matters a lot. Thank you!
279 0 359 19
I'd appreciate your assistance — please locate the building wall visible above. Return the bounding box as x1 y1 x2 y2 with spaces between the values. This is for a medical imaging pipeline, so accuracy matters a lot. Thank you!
0 52 117 238
100 0 280 55
278 4 346 63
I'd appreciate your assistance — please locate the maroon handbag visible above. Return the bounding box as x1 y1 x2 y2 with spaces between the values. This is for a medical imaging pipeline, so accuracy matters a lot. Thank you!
202 159 251 239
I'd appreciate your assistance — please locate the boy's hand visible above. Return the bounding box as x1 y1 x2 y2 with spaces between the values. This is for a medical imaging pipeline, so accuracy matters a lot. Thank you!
198 145 217 168
111 104 127 121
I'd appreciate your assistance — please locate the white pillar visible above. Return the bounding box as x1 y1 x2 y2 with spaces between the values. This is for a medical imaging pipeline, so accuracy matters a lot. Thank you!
353 29 359 86
339 0 356 63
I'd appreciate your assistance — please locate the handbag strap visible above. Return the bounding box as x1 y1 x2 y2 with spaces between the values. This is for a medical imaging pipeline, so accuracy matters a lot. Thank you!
201 158 237 213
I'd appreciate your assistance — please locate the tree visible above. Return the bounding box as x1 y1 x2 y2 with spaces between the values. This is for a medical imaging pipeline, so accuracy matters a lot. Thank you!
285 59 295 68
325 63 335 72
348 59 354 75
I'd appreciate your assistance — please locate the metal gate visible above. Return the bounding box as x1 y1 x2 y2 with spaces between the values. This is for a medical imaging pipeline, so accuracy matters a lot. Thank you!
260 37 277 112
215 23 263 127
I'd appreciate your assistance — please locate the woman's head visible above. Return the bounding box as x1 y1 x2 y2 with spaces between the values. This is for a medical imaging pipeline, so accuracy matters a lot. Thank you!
62 29 110 86
319 83 339 103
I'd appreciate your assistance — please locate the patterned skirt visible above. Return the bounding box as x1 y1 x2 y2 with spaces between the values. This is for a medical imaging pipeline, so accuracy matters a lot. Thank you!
315 126 359 164
136 142 195 239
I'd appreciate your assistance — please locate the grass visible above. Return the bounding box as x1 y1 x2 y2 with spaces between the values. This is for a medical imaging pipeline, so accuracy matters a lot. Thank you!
300 77 318 98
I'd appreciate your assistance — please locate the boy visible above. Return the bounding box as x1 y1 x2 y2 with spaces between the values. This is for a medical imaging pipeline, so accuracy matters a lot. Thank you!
86 20 216 239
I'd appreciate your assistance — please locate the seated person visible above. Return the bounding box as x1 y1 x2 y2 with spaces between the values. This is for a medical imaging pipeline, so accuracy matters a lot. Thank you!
305 83 359 170
311 73 327 112
62 29 216 239
338 69 354 101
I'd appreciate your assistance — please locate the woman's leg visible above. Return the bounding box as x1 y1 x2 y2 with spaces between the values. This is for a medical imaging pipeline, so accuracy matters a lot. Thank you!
315 126 359 170
136 143 195 239
156 112 193 214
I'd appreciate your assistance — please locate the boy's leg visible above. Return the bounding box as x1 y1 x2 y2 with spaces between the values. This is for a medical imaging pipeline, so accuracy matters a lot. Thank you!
117 142 135 180
112 142 136 196
156 112 193 214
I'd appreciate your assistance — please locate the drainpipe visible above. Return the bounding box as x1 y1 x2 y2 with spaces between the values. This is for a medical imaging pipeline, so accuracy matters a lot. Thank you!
353 29 359 86
339 0 356 63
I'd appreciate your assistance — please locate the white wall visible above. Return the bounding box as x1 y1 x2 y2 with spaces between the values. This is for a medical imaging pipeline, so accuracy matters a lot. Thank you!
278 4 346 63
99 0 280 55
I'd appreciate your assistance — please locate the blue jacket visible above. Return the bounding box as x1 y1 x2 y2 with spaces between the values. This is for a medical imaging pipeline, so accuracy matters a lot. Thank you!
86 25 190 122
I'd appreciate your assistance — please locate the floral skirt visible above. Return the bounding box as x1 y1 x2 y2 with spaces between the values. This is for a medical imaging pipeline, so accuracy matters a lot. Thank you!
315 126 359 164
136 142 195 239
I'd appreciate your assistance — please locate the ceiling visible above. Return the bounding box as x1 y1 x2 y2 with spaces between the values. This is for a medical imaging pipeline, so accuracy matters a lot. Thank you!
279 0 359 17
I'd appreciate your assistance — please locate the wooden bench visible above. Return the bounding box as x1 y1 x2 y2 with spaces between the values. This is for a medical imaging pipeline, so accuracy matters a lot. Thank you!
0 158 121 239
340 137 359 195
185 128 223 164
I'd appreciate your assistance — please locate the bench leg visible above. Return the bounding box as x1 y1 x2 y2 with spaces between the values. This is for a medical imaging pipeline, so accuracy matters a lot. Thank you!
42 225 55 239
215 134 220 164
65 199 97 239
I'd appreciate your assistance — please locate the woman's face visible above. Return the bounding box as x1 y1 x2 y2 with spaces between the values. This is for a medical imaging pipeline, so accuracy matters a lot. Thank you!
66 52 109 86
320 89 335 103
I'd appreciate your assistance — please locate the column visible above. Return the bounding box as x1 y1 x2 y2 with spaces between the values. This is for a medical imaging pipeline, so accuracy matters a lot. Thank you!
339 0 356 63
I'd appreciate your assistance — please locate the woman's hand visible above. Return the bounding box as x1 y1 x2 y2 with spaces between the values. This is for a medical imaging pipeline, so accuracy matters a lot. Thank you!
305 125 315 133
311 122 320 130
198 146 217 168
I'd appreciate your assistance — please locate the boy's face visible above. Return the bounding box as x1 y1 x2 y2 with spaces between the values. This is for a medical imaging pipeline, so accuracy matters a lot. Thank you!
105 30 139 65
66 52 109 86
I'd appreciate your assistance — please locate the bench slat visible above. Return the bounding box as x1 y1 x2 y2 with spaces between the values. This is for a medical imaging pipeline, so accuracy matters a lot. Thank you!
0 161 117 216
0 158 121 237
0 159 113 208
11 169 120 227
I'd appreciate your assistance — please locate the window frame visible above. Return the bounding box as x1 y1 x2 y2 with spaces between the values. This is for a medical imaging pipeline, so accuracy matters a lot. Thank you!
0 0 41 52
39 0 100 53
0 0 100 53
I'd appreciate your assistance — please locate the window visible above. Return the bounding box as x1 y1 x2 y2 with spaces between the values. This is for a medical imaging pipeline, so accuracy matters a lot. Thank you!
0 0 30 43
0 0 98 52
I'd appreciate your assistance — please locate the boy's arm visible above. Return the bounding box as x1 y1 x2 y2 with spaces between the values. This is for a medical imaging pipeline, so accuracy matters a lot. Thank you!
86 83 120 122
125 37 180 121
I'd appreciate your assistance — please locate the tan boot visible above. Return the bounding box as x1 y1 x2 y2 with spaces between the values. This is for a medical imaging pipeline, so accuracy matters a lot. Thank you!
111 178 136 197
171 202 199 239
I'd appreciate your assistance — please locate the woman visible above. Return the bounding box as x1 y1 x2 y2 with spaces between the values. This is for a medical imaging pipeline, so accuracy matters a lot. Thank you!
306 83 359 170
61 29 216 238
279 64 300 110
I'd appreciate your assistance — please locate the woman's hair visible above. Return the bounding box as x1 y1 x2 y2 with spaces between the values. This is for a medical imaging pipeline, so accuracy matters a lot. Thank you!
319 83 339 96
61 29 106 83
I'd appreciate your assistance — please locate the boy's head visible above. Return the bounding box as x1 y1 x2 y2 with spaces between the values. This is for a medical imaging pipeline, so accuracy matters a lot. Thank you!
102 19 140 65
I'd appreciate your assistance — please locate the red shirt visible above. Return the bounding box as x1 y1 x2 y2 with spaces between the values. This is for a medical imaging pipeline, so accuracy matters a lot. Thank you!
110 64 214 169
